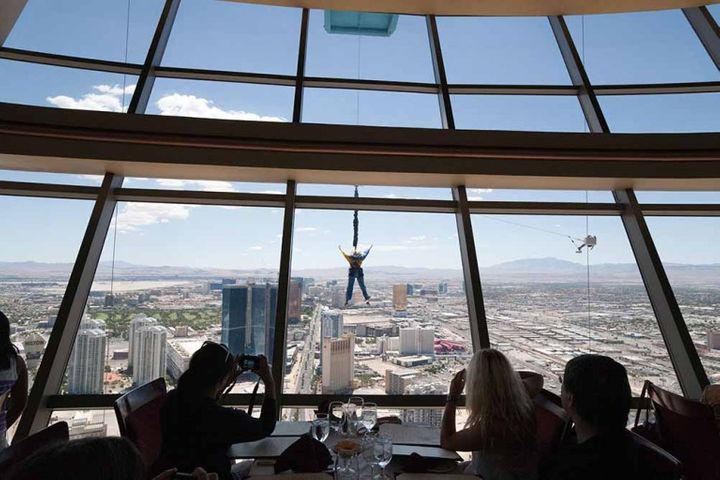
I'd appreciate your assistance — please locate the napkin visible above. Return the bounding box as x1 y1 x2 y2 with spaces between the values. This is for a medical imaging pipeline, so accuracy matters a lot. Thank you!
274 434 332 473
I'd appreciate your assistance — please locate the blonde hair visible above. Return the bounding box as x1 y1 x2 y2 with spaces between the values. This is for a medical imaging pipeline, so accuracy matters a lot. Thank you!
465 349 536 454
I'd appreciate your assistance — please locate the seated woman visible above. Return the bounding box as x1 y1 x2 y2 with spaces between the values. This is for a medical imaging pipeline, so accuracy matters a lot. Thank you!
160 342 277 480
0 310 28 452
441 348 542 480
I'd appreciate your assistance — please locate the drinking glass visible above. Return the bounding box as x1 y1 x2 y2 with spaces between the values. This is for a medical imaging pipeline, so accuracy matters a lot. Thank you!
335 446 360 480
347 397 364 435
311 413 330 442
361 402 377 432
329 401 345 432
342 403 357 436
374 435 393 479
361 434 379 478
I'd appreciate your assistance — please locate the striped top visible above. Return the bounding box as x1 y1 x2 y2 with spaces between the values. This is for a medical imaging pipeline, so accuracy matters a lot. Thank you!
0 355 18 449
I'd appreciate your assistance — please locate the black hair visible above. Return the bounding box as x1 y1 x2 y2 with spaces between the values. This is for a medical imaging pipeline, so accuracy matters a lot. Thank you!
6 436 146 480
176 341 235 402
0 310 19 370
563 354 631 431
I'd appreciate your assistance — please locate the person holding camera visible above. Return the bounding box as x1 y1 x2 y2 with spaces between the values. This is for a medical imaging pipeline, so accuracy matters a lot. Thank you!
160 341 277 480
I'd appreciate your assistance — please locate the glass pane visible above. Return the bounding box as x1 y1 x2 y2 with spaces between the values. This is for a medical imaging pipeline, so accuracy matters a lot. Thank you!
0 169 103 186
124 177 286 194
467 189 613 203
163 1 301 75
710 4 720 23
0 60 136 111
567 10 720 84
600 94 720 133
306 10 434 83
49 410 119 439
5 0 164 64
302 88 441 128
146 78 293 122
452 95 587 132
296 184 451 200
635 191 720 204
288 209 470 397
63 203 282 395
473 214 680 395
646 217 720 384
438 17 571 85
0 196 93 395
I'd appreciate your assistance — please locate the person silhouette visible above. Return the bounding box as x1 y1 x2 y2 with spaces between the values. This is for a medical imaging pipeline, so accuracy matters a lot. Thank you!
339 246 372 306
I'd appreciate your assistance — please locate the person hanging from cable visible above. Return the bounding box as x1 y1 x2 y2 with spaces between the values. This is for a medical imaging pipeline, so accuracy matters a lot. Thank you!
340 186 372 306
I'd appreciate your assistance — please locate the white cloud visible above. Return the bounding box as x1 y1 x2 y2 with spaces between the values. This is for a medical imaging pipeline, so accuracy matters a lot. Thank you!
155 178 237 192
407 235 427 242
47 84 135 112
248 245 263 251
296 227 318 233
155 93 286 122
467 188 494 201
116 203 191 233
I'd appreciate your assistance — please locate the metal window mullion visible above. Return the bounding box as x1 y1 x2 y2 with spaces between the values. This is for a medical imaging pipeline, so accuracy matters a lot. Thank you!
271 180 296 413
14 173 124 440
128 0 181 114
548 15 609 134
683 6 720 69
614 189 708 398
426 15 454 129
292 9 309 123
0 0 27 46
453 186 490 350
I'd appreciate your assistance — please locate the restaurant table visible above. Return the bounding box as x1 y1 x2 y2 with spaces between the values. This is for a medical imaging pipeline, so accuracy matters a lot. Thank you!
229 425 461 462
271 421 311 437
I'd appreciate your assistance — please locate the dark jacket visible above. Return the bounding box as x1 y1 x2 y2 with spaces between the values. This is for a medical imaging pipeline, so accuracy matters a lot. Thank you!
160 389 276 480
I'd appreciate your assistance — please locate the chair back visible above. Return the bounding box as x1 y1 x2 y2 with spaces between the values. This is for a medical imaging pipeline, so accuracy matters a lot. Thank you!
629 430 684 480
0 421 69 473
534 392 570 461
647 382 720 480
114 378 167 473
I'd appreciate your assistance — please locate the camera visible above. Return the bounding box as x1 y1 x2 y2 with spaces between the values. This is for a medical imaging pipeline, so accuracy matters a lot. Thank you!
238 354 259 371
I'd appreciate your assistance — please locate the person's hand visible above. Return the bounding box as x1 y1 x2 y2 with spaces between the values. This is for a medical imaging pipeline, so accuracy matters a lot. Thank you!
449 369 466 400
151 469 177 480
192 467 218 480
255 354 273 383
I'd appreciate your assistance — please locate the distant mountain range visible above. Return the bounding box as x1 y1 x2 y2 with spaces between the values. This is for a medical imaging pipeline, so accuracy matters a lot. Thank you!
0 257 718 285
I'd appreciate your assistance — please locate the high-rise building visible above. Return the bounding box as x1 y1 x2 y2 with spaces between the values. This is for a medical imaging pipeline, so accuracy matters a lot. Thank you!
23 332 45 370
708 331 720 350
287 277 303 323
393 284 408 311
322 334 354 394
385 369 415 394
402 383 446 427
438 282 448 295
399 327 435 355
129 314 156 370
406 284 414 296
222 283 278 359
321 309 344 340
67 318 106 394
133 325 167 386
331 286 346 309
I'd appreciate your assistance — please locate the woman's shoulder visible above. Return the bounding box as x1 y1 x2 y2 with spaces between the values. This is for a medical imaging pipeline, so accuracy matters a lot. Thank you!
0 354 18 380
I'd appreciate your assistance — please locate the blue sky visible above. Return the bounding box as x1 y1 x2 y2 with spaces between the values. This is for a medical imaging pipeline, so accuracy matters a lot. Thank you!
0 1 719 272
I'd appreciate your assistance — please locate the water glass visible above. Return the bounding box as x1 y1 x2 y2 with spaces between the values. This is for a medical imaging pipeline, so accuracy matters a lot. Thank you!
342 403 357 435
361 402 377 432
347 397 364 434
311 413 330 442
361 434 379 478
374 435 392 479
335 447 359 480
329 401 345 432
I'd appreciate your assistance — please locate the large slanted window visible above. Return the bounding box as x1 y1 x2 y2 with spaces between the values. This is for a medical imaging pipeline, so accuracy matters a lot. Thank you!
62 196 283 406
0 60 137 112
4 0 164 64
287 191 471 407
471 213 681 395
0 191 93 397
645 214 720 385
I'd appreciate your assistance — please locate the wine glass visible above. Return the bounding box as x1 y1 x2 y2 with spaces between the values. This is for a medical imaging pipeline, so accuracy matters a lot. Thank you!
329 401 345 433
362 434 379 478
342 403 357 436
374 435 392 479
347 396 364 434
311 413 330 442
361 402 378 432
